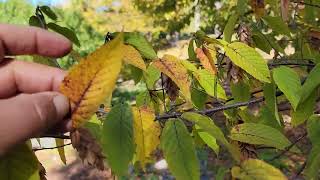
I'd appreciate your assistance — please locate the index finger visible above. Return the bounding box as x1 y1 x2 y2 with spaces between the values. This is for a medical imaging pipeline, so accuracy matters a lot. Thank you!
0 24 72 59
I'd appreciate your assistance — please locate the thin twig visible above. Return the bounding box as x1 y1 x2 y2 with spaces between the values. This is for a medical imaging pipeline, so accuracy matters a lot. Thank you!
156 96 265 121
33 143 72 152
291 160 307 179
268 132 307 161
292 0 320 9
40 134 70 139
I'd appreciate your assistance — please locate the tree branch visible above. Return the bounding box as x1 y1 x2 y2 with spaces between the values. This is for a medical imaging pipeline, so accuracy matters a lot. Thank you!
156 96 265 121
33 143 72 152
292 0 320 9
267 132 307 161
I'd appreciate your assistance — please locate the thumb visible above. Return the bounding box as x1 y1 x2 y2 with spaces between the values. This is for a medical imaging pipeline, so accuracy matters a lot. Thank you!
0 92 69 155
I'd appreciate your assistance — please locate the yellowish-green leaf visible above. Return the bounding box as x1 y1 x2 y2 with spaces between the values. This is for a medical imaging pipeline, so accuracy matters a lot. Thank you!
230 123 300 153
132 106 161 167
299 63 320 103
0 143 40 180
195 125 219 155
123 44 146 71
55 139 66 164
223 13 239 43
231 159 287 180
152 55 191 101
194 69 227 99
60 33 124 128
224 42 271 83
273 66 301 110
181 60 197 72
182 112 241 162
160 119 200 180
291 90 316 126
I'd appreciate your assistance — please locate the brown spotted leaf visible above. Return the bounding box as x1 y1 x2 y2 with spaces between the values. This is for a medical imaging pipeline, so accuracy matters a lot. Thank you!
60 33 124 128
196 48 217 76
152 55 191 101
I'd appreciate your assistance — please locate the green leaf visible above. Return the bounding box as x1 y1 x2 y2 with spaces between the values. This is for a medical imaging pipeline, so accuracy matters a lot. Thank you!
55 139 66 164
307 115 320 145
125 32 158 60
47 23 80 47
144 65 161 89
129 65 143 84
196 125 219 155
193 69 227 99
236 0 249 15
292 90 316 126
259 106 282 130
263 81 281 126
273 66 301 110
84 114 102 141
231 159 287 180
230 80 251 103
299 64 320 103
136 90 152 107
230 123 300 153
102 103 134 176
191 88 207 110
29 15 42 27
188 39 197 61
263 16 291 36
40 6 58 21
304 145 320 180
32 55 59 67
305 114 320 179
160 119 200 180
252 33 272 53
0 143 40 180
182 112 241 162
223 14 239 43
264 33 285 54
224 42 271 83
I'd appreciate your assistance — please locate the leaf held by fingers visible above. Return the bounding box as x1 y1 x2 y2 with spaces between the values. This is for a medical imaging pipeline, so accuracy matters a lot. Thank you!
60 33 124 128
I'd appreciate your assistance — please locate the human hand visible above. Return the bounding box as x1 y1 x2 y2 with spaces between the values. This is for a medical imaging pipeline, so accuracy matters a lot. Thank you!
0 24 72 155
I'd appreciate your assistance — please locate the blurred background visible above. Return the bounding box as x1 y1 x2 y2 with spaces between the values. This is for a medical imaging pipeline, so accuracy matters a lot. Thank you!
0 0 266 179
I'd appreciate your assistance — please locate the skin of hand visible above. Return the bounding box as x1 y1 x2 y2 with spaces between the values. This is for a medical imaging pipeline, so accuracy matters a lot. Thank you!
0 24 72 155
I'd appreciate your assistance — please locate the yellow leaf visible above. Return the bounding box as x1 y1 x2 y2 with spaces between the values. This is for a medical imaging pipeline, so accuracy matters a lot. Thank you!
231 159 287 180
196 47 217 76
132 106 161 167
152 55 191 101
55 138 66 164
123 44 147 71
60 33 124 128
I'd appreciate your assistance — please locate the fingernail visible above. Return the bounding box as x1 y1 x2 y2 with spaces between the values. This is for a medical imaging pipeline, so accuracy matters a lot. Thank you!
53 94 70 120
